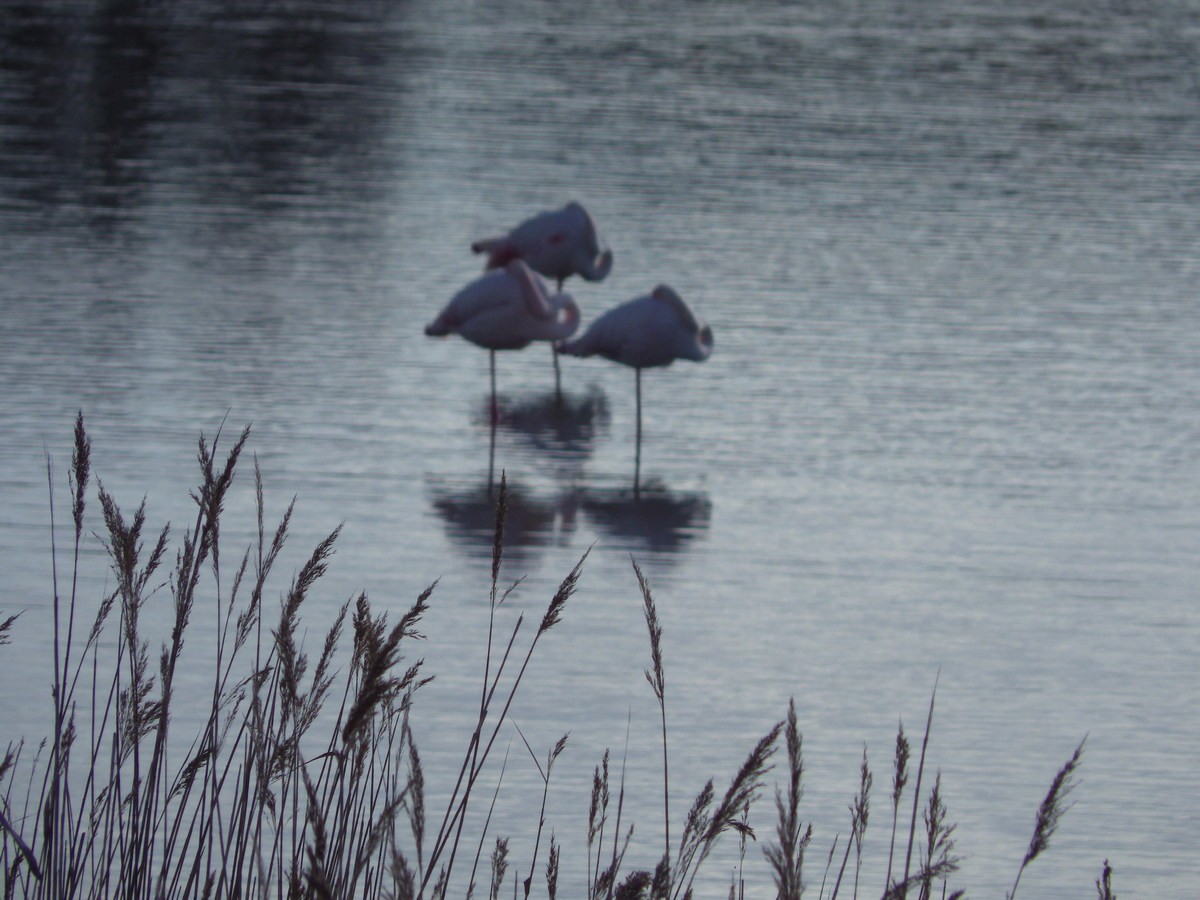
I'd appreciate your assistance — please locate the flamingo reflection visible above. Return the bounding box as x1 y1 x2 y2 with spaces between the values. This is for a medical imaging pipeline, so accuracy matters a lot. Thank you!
489 387 610 459
427 477 579 570
576 482 712 557
427 478 711 566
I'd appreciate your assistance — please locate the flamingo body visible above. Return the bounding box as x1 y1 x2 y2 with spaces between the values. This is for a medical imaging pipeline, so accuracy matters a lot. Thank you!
425 259 581 350
471 201 614 287
559 285 713 369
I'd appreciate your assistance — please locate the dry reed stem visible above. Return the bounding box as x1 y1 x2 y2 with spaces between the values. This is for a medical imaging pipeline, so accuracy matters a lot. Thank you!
819 834 838 899
522 734 568 898
898 672 939 899
466 745 510 898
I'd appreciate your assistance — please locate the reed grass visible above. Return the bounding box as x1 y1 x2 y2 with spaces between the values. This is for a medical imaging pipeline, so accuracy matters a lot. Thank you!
1007 738 1086 900
0 415 1110 898
763 699 811 900
634 559 670 868
1095 859 1116 900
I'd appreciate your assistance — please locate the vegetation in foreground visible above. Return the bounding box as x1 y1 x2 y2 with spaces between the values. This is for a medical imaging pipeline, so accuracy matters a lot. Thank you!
0 415 1112 898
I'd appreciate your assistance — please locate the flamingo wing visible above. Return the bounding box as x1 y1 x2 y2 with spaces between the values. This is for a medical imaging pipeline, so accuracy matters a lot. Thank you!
505 260 559 320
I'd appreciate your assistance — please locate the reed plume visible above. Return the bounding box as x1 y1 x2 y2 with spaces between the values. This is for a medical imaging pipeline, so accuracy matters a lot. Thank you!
763 698 811 900
489 836 509 900
1095 858 1116 899
546 833 560 900
673 721 781 900
634 557 670 866
0 611 19 646
1008 738 1086 899
882 720 910 894
917 772 960 900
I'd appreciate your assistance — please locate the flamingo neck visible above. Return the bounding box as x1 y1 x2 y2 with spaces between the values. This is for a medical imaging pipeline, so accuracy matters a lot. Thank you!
547 295 581 340
578 248 613 282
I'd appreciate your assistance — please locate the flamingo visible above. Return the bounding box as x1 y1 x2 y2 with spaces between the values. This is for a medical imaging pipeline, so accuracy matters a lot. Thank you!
425 259 581 419
471 202 614 399
558 285 713 494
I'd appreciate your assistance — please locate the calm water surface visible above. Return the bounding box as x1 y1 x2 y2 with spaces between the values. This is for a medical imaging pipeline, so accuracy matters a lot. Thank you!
1 1 1198 895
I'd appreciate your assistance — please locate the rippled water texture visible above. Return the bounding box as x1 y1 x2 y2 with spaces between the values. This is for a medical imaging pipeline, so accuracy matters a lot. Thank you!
1 1 1198 895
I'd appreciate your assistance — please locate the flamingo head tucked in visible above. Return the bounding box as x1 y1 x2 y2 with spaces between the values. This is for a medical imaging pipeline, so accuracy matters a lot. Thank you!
505 259 582 342
560 201 614 283
652 285 713 363
558 284 712 370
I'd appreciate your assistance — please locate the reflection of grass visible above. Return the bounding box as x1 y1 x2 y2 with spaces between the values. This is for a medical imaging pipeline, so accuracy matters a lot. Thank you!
0 416 1104 898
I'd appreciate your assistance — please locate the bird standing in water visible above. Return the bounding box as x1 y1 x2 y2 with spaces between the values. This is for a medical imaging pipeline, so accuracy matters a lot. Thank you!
559 285 712 494
425 259 581 419
472 202 613 400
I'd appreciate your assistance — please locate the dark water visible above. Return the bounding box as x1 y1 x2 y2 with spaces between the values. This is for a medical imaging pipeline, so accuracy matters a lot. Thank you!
1 1 1198 895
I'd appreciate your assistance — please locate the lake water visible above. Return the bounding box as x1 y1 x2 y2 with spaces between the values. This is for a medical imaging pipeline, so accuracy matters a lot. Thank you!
1 1 1197 896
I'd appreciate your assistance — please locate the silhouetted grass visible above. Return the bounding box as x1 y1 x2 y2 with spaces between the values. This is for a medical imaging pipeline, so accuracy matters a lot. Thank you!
763 699 812 900
0 415 1108 898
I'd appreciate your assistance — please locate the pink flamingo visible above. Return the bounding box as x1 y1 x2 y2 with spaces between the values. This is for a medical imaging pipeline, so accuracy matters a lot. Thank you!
559 285 712 493
426 260 581 418
472 202 613 398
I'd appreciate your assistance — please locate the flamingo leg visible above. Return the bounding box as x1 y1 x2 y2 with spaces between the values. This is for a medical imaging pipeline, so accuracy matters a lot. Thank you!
489 350 498 424
551 342 563 404
487 404 497 498
553 275 565 405
634 367 642 498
